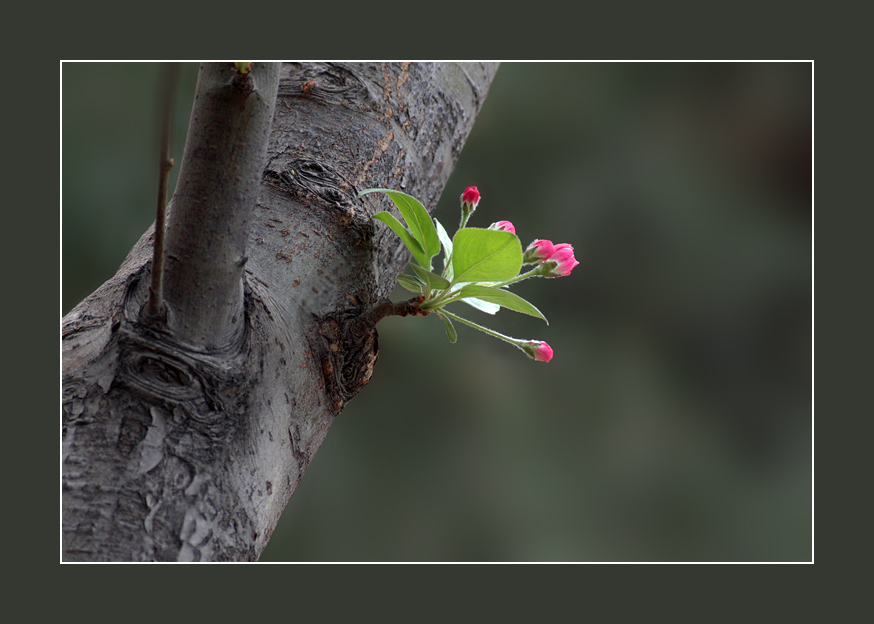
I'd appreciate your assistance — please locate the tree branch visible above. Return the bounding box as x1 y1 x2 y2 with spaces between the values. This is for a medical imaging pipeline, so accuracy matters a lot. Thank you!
62 63 499 561
161 62 280 349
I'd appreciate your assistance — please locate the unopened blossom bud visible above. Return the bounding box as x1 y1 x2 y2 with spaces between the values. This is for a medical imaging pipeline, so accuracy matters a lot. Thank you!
489 220 516 234
522 340 553 362
460 186 481 217
523 239 555 264
543 243 579 277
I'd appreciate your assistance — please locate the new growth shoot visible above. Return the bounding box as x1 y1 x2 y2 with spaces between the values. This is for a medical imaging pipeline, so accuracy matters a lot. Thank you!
360 187 578 362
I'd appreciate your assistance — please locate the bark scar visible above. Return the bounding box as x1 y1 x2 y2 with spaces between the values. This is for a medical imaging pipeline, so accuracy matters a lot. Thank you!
263 160 364 228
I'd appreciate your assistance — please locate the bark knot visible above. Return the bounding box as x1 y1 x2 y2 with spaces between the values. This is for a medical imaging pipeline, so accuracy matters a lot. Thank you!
263 160 369 230
313 306 380 411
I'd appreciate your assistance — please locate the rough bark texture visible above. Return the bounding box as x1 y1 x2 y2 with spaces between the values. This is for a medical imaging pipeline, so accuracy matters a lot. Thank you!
62 62 499 561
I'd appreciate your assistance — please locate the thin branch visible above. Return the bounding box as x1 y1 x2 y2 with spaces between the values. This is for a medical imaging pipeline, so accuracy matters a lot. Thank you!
363 296 430 326
145 62 180 322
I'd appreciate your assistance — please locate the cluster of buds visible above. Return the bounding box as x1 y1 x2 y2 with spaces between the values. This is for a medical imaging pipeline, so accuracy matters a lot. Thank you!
450 185 580 363
524 239 579 278
483 218 579 280
366 183 578 365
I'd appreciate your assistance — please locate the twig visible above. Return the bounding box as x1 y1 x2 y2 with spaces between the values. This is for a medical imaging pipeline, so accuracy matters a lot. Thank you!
145 62 180 321
362 296 430 327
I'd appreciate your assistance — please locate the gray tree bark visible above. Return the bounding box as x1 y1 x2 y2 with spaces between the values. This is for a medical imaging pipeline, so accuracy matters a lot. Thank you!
62 62 499 561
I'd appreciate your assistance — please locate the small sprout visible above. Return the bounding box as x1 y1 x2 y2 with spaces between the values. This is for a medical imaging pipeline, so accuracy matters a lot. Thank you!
360 186 579 363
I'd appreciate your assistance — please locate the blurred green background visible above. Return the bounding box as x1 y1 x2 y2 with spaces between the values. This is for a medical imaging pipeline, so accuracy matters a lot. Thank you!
62 62 812 561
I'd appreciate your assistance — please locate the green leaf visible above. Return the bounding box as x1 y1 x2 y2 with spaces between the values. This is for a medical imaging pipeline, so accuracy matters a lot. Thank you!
451 228 523 284
396 273 427 293
361 188 440 270
410 264 451 291
435 311 457 343
434 218 454 280
372 211 428 268
454 284 548 324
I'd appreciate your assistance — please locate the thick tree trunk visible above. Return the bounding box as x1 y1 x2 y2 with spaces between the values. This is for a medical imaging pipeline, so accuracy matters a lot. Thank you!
62 62 499 561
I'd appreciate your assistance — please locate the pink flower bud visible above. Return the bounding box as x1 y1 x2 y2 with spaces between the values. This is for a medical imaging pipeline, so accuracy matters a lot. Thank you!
523 340 554 362
523 239 555 264
460 186 481 214
489 220 516 234
543 243 579 277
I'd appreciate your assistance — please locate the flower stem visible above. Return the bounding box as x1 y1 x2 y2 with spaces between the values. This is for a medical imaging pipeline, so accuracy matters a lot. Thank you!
491 267 544 288
440 309 526 350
